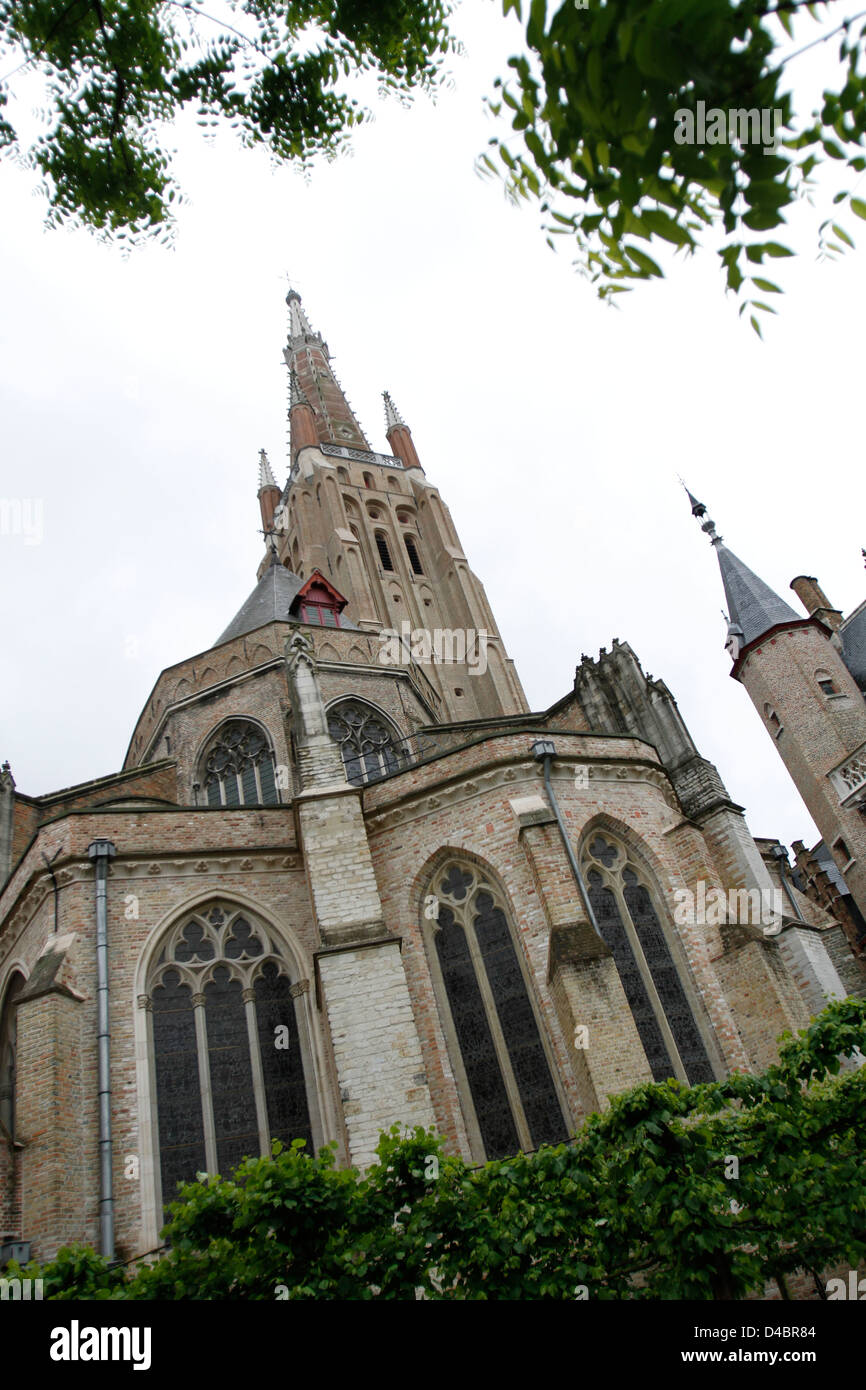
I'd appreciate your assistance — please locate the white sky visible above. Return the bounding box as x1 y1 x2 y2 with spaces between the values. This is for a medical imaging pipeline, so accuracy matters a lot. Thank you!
1 1 864 855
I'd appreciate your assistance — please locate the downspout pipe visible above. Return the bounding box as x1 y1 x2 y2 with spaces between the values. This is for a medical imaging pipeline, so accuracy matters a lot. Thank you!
771 843 806 923
88 838 116 1260
532 741 605 944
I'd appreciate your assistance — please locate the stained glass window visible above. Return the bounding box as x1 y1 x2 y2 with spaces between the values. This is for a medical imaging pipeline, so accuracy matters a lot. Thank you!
148 905 314 1207
425 861 568 1160
327 700 403 785
199 720 279 807
0 972 25 1141
582 834 716 1084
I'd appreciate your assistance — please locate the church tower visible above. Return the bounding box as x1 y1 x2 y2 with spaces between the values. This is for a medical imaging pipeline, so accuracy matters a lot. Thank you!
2 293 859 1275
274 289 527 725
688 490 866 939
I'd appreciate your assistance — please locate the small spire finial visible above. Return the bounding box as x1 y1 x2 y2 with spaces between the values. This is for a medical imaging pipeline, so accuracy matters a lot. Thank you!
383 390 406 431
681 479 722 546
258 448 278 492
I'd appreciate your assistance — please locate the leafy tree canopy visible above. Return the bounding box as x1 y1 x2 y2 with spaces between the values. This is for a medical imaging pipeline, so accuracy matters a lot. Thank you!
484 0 866 331
16 998 866 1301
0 0 457 240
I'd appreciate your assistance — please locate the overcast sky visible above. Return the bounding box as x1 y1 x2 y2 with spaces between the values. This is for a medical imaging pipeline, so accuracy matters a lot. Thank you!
1 1 863 855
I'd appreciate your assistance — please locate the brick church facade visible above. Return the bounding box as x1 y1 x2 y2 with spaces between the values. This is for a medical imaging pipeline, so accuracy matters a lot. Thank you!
1 291 863 1268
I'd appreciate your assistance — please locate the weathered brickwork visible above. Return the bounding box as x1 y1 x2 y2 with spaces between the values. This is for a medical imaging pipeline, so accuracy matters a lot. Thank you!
2 295 859 1301
738 623 866 918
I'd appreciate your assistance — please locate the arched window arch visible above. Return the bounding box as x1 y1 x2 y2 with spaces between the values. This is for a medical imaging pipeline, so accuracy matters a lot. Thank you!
374 532 394 572
404 535 423 575
145 902 318 1207
580 832 716 1085
423 860 569 1161
198 719 279 807
327 699 404 785
0 972 25 1142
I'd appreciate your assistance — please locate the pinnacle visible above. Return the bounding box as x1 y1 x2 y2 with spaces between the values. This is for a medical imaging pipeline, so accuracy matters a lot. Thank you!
383 390 406 431
258 448 278 492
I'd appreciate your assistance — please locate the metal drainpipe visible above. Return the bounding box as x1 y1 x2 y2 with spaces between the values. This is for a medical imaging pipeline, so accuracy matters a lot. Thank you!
772 844 805 923
532 741 604 944
88 838 116 1260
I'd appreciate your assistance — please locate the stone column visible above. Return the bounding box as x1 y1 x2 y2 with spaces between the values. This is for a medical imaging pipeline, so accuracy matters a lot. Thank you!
286 633 437 1164
14 936 87 1261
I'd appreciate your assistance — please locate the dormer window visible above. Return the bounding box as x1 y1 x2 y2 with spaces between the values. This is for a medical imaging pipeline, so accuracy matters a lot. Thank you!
290 571 349 628
298 580 343 627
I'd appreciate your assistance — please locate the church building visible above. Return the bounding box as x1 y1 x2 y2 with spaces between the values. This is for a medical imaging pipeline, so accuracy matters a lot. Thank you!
0 291 861 1268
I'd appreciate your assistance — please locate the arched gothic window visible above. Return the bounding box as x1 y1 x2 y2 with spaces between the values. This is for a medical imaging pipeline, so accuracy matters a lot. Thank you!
327 700 403 785
424 861 568 1161
404 535 423 575
0 972 25 1141
199 720 279 807
581 833 716 1085
374 532 394 571
145 903 316 1207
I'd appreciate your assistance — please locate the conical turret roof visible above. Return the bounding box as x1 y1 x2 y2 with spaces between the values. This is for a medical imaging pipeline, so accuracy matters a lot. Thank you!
716 544 801 648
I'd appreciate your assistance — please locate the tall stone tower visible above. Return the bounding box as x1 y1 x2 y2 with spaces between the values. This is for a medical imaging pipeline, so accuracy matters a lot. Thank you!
274 289 527 724
688 490 866 940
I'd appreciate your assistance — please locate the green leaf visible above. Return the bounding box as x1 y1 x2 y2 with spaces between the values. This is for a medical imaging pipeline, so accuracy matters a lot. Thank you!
623 244 663 277
851 198 866 220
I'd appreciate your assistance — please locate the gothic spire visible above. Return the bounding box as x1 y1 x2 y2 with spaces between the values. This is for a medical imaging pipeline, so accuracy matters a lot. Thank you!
258 448 278 493
383 390 405 431
281 289 371 451
686 488 800 651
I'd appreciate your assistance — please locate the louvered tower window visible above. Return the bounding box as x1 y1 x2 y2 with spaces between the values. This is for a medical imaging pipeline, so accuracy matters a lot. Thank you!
404 535 423 575
147 904 315 1206
424 861 569 1161
199 720 279 807
581 834 715 1084
327 699 402 785
374 532 394 571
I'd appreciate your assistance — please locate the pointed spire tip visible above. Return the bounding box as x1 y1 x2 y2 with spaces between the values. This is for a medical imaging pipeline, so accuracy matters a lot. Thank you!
383 389 406 431
258 447 278 492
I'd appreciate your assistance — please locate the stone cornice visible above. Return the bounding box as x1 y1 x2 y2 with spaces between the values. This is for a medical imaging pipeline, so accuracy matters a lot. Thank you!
365 751 679 832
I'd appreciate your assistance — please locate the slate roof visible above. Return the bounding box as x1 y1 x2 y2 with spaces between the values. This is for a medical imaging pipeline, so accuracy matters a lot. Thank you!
214 554 304 646
716 544 801 648
840 601 866 692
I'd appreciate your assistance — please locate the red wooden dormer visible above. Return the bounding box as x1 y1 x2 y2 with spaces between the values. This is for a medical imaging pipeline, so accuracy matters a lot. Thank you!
291 571 350 628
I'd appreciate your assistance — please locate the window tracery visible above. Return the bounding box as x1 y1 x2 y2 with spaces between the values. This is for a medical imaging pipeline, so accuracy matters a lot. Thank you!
423 860 568 1160
146 903 314 1205
327 700 403 785
581 833 715 1084
199 720 279 807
